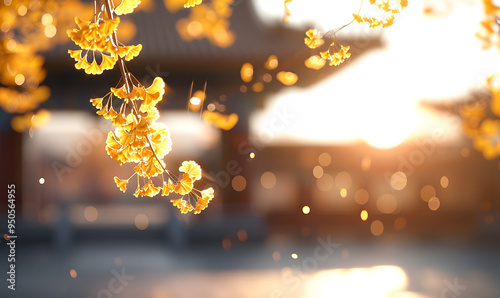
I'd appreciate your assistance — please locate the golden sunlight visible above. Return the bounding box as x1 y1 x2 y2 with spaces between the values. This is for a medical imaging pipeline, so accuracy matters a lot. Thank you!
305 266 408 298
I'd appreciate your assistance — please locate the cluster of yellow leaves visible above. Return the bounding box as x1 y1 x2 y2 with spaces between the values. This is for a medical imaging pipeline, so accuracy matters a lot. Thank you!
175 0 236 48
304 28 350 66
477 0 500 50
184 0 203 8
460 75 500 160
68 0 214 214
320 43 351 66
1 0 92 132
67 16 142 75
353 0 407 28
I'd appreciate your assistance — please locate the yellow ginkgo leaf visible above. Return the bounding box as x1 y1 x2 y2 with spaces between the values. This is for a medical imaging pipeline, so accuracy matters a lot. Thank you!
184 0 202 8
115 0 142 15
114 176 128 192
179 160 202 180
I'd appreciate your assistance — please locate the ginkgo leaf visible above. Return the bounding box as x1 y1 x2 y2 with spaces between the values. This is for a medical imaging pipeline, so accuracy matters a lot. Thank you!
184 0 202 8
114 176 128 192
115 0 142 15
179 160 202 180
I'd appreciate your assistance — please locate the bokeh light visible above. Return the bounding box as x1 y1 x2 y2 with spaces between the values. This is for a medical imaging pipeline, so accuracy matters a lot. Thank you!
428 197 440 211
260 171 276 189
360 210 368 221
69 269 77 278
354 189 370 205
318 152 331 166
376 194 398 214
440 176 449 188
420 185 436 202
83 206 98 222
317 173 334 191
370 220 384 236
313 165 324 178
134 214 149 230
390 172 407 190
302 205 311 214
232 175 247 191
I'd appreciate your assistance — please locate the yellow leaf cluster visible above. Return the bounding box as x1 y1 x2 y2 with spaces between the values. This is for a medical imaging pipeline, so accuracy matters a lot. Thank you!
460 74 500 160
67 16 143 75
353 0 407 29
304 29 324 49
320 44 351 66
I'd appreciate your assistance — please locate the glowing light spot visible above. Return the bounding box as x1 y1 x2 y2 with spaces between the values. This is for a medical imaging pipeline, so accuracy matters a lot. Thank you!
335 172 352 189
440 176 449 188
41 13 53 26
1 22 10 32
187 20 203 37
261 171 276 189
84 206 98 222
44 24 57 38
190 96 201 105
291 253 298 259
134 213 149 230
4 0 13 6
313 165 323 178
354 189 369 205
361 156 371 171
14 74 25 86
460 148 470 158
114 257 122 266
249 152 255 159
232 175 247 192
390 172 407 190
69 269 77 278
237 229 248 242
318 152 331 166
207 103 215 111
222 238 231 250
265 55 279 70
360 210 368 221
252 82 264 93
428 197 440 211
394 216 406 231
340 188 347 198
376 194 398 214
39 177 45 184
240 63 253 83
272 251 281 261
302 205 311 214
18 5 27 16
276 71 298 86
304 55 325 70
263 73 273 83
370 220 384 236
6 39 16 51
420 185 436 202
316 173 334 192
